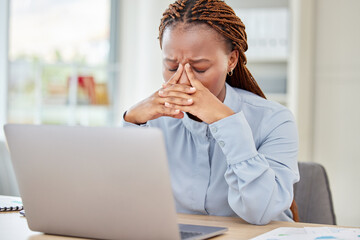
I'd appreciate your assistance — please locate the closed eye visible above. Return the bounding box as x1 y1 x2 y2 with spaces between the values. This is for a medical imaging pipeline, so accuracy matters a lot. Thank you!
168 68 178 72
194 68 206 73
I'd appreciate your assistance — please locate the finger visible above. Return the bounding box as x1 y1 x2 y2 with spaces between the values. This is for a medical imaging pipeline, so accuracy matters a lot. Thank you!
160 95 194 106
164 83 196 93
184 63 202 88
171 111 184 119
163 97 193 108
165 104 193 116
158 104 181 116
158 86 195 99
163 63 183 88
162 111 184 119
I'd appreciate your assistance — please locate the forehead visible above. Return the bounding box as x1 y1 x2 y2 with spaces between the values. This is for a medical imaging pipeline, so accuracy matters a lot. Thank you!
162 23 230 60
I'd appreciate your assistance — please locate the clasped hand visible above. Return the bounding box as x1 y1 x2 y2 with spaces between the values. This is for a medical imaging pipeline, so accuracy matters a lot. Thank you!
124 63 234 125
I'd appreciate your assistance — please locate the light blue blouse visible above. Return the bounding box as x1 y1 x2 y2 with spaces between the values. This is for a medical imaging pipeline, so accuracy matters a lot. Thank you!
120 83 299 225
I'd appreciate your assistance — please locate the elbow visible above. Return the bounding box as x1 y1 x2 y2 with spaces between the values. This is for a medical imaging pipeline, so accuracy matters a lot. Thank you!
228 198 273 225
228 193 290 225
248 215 272 225
235 208 272 225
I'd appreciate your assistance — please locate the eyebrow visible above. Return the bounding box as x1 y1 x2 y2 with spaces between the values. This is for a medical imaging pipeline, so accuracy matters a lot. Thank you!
164 58 210 64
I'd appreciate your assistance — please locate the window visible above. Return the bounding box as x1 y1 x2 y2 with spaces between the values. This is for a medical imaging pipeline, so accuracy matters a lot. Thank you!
8 0 118 126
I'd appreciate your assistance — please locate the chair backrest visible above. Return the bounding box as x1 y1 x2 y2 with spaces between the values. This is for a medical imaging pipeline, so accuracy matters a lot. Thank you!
294 162 336 224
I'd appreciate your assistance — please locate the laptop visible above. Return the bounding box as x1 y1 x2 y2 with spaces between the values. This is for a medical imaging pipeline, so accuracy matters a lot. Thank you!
4 124 227 240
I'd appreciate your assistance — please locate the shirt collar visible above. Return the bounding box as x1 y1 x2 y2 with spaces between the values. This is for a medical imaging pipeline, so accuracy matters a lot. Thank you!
223 83 242 113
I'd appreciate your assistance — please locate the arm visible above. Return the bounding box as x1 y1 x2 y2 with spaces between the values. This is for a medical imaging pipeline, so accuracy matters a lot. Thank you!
209 110 299 225
119 112 148 128
121 64 195 125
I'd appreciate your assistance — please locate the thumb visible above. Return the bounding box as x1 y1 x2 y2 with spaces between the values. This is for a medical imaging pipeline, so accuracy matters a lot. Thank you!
184 63 202 89
163 63 183 88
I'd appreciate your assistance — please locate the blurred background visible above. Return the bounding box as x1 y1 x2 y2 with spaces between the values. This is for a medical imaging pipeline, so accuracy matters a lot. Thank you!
0 0 359 227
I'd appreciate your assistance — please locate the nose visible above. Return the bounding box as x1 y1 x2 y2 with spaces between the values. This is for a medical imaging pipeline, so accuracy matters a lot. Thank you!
178 71 191 86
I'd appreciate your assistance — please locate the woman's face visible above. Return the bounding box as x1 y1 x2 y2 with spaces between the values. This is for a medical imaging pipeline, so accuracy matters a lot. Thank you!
161 23 238 102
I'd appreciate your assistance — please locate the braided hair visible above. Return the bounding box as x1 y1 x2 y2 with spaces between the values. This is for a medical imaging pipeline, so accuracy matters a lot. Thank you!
159 0 266 99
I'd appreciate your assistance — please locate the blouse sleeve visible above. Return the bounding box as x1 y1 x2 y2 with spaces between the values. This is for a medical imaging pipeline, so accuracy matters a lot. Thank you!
119 112 149 128
209 110 299 225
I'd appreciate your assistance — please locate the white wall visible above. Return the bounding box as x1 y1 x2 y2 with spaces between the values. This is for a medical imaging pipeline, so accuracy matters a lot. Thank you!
289 0 316 164
116 0 173 120
0 0 9 141
312 0 360 226
0 0 19 197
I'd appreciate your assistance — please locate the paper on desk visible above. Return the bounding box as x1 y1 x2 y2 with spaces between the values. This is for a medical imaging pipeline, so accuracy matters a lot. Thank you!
250 227 360 240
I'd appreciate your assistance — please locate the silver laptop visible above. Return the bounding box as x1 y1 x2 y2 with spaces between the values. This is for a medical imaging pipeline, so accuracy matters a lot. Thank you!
4 124 227 240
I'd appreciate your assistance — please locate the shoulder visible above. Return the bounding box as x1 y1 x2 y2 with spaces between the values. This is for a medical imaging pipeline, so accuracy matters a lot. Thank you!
229 87 296 136
233 87 292 117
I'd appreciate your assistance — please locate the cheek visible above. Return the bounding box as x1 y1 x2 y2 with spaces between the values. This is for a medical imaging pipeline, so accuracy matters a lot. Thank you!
197 70 226 94
162 70 172 82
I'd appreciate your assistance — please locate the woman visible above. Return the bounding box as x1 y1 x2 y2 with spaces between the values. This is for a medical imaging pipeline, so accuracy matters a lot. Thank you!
121 0 299 225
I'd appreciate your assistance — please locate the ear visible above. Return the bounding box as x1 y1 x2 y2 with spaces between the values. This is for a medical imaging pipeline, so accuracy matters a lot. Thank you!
227 50 239 72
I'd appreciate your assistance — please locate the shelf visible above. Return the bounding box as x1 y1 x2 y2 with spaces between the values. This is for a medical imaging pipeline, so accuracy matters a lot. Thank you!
247 56 288 63
226 0 288 9
41 104 111 126
40 104 111 110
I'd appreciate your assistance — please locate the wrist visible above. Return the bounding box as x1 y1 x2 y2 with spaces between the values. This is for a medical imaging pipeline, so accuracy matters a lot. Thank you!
124 110 144 125
209 107 235 124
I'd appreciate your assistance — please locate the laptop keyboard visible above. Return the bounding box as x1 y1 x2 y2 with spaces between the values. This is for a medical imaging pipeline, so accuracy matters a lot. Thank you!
180 231 203 239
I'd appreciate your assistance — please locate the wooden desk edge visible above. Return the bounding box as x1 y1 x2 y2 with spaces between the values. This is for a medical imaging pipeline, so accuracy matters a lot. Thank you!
177 213 356 239
1 212 357 240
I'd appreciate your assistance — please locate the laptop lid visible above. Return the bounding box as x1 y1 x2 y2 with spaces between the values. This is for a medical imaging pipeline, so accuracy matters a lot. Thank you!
5 124 182 239
4 124 227 240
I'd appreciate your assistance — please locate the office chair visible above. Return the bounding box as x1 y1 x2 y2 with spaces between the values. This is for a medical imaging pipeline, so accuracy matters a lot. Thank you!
293 162 336 225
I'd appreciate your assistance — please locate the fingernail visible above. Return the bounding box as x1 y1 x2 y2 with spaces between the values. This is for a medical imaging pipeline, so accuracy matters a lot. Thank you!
187 99 193 103
165 102 171 107
159 90 164 95
174 109 180 113
189 87 196 92
185 63 190 68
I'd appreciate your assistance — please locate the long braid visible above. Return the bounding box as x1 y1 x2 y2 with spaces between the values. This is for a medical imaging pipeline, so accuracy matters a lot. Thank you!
159 0 266 99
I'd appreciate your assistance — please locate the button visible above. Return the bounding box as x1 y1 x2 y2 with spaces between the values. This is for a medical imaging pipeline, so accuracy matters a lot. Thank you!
219 141 225 148
211 126 217 133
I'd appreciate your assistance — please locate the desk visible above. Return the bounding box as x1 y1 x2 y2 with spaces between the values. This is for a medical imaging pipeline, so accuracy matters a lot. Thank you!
0 211 339 240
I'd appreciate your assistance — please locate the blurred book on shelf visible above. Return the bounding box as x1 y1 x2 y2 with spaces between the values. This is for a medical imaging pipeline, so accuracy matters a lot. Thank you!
45 84 68 105
67 76 109 105
233 7 289 103
76 76 96 105
235 8 289 61
95 83 109 105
